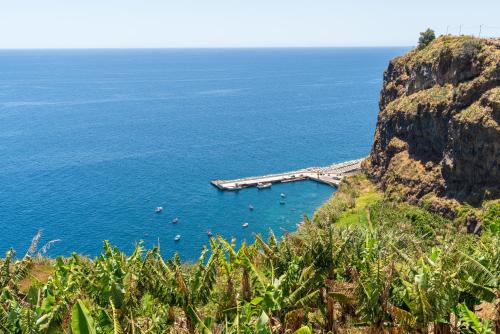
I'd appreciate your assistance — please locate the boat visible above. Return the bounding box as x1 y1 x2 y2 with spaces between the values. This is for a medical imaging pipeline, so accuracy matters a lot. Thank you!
174 234 181 241
242 222 249 228
172 217 179 224
207 229 212 237
280 193 286 198
155 207 163 213
248 204 254 211
257 182 272 189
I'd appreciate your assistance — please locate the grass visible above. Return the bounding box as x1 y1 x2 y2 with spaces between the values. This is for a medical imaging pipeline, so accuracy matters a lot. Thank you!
385 84 453 116
481 199 500 233
395 35 484 68
313 173 367 225
456 87 500 126
335 180 382 227
314 172 459 240
18 263 53 293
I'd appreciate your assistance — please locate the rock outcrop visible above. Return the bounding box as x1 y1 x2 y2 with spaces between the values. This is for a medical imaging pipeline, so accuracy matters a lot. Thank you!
364 36 499 217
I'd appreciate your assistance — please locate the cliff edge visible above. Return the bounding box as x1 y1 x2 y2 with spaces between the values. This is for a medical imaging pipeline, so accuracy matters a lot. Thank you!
364 35 499 217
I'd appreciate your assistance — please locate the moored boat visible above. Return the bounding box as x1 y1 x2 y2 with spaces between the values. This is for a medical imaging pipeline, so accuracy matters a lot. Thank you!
155 207 163 213
174 234 181 241
248 204 254 211
257 182 272 189
242 222 249 228
172 217 179 224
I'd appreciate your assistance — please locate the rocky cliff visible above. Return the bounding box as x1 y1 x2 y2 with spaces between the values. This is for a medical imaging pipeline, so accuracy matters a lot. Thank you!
363 36 499 217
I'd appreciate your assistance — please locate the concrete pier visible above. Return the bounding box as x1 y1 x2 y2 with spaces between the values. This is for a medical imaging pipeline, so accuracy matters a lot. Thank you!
211 158 364 191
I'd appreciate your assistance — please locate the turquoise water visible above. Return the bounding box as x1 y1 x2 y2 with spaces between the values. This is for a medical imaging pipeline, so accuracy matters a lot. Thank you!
0 48 407 259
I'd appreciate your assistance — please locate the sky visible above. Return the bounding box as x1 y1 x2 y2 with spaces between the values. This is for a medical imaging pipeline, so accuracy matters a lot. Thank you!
0 0 499 48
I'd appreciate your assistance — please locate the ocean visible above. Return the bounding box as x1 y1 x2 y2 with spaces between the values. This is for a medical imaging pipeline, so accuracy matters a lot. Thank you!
0 47 407 260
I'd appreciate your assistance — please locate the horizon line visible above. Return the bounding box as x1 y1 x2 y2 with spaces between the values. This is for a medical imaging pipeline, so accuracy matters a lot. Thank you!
0 45 414 51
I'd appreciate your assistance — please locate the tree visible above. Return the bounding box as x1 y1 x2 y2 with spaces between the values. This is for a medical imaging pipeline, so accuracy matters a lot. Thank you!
418 28 435 49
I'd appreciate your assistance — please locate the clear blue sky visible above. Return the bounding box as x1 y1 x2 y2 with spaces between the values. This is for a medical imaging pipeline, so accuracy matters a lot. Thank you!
1 0 498 48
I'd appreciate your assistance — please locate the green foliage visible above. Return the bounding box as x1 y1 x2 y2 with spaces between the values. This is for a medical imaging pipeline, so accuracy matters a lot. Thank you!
71 300 96 334
293 325 311 334
417 28 435 49
457 304 494 333
0 177 498 333
313 174 366 225
459 39 483 61
483 201 500 233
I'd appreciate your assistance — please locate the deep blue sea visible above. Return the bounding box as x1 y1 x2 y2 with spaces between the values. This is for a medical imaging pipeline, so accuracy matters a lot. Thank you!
0 48 407 260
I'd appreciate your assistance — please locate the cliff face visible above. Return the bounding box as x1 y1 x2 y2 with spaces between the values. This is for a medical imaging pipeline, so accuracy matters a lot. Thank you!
364 36 499 216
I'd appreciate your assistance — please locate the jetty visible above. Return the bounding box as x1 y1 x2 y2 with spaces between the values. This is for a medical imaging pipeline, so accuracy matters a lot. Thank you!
211 158 365 191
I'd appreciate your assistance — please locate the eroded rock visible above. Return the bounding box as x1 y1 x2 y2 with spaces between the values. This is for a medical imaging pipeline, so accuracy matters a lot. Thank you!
364 36 500 216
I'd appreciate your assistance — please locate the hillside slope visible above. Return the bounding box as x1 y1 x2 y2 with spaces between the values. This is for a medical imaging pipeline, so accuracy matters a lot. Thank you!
363 36 500 217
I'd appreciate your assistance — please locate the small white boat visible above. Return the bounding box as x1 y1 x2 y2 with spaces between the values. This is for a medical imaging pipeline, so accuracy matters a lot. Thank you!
248 204 254 211
172 217 179 224
155 207 163 213
280 193 286 198
257 182 272 189
207 229 212 237
174 234 181 241
242 222 249 228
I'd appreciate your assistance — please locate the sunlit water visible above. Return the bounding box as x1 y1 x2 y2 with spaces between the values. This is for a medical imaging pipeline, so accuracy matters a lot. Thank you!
0 48 407 259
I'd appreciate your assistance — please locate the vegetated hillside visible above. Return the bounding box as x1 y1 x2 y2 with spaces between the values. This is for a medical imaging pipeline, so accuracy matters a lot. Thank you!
363 35 500 221
2 174 499 333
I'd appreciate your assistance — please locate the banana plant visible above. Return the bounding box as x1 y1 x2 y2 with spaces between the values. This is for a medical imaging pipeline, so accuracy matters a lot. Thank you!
355 219 396 333
241 248 319 332
36 254 85 332
71 299 96 334
456 303 494 334
217 237 242 314
145 243 221 333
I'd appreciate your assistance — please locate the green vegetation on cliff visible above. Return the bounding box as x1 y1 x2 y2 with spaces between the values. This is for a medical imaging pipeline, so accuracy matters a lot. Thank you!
365 35 499 212
1 174 499 333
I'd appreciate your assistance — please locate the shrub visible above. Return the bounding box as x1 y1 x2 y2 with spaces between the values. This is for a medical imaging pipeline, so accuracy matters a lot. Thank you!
459 39 483 61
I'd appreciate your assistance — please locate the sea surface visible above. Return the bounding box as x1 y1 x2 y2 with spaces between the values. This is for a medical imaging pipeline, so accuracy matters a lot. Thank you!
0 48 407 260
